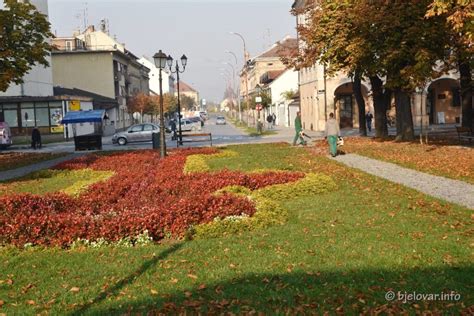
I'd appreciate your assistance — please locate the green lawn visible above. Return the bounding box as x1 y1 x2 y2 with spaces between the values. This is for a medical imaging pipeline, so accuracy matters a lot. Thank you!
0 143 472 314
228 117 278 137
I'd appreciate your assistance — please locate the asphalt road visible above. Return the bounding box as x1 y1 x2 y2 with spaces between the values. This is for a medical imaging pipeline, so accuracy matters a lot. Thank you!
1 114 276 154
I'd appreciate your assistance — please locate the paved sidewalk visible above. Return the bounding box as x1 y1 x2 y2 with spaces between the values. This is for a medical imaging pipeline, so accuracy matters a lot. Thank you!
334 153 474 209
0 153 85 181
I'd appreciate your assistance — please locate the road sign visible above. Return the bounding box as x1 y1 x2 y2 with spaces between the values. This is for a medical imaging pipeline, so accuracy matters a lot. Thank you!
255 96 262 103
256 104 262 111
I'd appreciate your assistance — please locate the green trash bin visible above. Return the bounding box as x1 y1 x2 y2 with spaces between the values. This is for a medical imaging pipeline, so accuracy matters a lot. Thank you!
152 132 160 149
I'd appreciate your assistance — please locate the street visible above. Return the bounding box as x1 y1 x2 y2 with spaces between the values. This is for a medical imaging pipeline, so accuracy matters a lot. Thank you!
1 114 319 154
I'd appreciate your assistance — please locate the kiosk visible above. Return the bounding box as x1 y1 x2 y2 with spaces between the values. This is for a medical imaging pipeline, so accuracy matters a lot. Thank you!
61 110 106 151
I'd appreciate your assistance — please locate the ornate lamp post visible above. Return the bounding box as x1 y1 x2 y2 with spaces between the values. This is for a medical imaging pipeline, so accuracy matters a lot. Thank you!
153 49 168 158
167 53 188 145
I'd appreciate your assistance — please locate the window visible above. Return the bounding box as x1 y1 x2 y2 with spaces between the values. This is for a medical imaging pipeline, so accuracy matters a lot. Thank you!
130 125 143 132
143 124 153 131
21 108 35 127
4 110 18 127
35 107 50 127
65 40 73 51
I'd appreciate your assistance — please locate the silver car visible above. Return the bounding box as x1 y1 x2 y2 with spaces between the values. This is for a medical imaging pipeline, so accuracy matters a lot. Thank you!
113 123 160 145
216 116 226 125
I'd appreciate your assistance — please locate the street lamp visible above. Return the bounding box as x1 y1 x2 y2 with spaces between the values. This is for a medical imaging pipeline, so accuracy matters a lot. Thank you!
153 49 168 158
168 53 188 145
222 62 242 121
230 31 250 126
225 50 238 65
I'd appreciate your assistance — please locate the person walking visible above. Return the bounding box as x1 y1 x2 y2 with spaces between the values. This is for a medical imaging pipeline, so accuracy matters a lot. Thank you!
31 126 42 150
170 119 177 141
272 113 276 127
266 113 273 129
292 111 306 146
366 111 373 132
325 113 340 157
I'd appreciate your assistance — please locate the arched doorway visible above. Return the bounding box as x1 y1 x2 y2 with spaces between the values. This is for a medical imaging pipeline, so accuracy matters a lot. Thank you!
334 82 369 129
426 78 461 124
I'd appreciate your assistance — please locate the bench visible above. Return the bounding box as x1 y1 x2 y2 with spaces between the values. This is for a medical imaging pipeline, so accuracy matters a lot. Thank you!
456 126 474 144
176 132 212 147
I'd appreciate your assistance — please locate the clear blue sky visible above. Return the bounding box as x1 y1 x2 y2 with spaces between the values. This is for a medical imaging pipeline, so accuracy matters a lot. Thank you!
49 0 296 103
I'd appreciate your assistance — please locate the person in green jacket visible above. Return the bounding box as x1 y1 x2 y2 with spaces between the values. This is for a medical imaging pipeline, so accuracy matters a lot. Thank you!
325 112 341 157
292 111 306 146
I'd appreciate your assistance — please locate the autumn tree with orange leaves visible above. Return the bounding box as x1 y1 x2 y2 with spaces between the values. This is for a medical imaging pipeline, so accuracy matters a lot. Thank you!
291 0 455 140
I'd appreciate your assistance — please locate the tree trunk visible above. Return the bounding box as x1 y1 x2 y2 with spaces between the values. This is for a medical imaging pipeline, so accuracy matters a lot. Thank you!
353 70 367 136
394 89 415 141
459 60 473 130
369 75 389 138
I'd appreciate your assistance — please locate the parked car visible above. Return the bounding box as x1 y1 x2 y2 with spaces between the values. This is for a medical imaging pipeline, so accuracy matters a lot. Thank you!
112 123 169 146
216 116 226 125
0 122 12 149
188 116 204 128
179 118 201 131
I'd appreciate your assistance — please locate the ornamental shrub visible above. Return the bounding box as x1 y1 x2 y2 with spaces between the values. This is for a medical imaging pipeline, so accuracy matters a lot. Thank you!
183 150 239 174
193 173 335 239
254 173 336 201
1 148 306 248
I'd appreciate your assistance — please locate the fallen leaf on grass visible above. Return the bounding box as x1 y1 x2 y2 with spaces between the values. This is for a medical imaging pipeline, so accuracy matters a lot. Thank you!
170 278 178 284
150 289 158 295
187 274 198 280
0 300 4 307
26 300 35 305
184 291 192 298
198 284 207 290
70 287 80 293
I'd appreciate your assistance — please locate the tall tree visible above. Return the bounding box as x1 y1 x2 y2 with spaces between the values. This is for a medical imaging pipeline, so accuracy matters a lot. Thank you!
290 0 448 141
426 0 473 130
127 93 150 122
0 0 52 92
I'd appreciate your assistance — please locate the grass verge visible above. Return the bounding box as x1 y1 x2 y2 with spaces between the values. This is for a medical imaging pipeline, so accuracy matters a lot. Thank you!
0 143 472 314
341 137 474 184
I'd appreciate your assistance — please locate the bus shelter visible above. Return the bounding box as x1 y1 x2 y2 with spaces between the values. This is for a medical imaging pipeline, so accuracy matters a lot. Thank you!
61 110 105 151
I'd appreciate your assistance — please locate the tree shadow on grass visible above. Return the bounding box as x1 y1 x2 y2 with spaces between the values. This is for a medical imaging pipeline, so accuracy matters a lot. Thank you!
84 265 474 315
70 242 183 316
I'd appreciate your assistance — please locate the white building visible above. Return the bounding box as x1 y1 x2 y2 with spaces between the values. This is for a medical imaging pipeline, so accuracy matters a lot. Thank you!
138 57 175 95
267 69 299 127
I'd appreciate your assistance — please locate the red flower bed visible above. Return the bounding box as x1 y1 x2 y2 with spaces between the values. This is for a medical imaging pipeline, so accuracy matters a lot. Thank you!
0 149 304 247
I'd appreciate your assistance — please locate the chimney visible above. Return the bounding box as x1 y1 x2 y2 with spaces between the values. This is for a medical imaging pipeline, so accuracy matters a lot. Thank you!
86 25 95 33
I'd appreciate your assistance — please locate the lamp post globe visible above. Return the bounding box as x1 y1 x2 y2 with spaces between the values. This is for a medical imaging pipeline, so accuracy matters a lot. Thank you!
181 54 188 68
153 50 168 69
153 49 168 158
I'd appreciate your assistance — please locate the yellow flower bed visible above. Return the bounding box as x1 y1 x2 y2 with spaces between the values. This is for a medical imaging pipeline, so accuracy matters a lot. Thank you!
0 169 114 196
183 150 239 174
192 173 336 239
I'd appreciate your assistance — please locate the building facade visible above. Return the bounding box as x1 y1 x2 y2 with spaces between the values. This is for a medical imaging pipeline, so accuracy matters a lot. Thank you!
52 27 150 130
176 82 199 107
138 57 175 95
292 0 462 131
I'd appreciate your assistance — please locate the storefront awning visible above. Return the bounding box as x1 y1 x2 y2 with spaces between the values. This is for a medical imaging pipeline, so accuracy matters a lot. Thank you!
61 110 105 124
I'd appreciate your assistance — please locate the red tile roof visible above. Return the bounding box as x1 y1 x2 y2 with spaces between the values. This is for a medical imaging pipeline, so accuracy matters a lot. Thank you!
258 37 298 59
176 81 196 92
